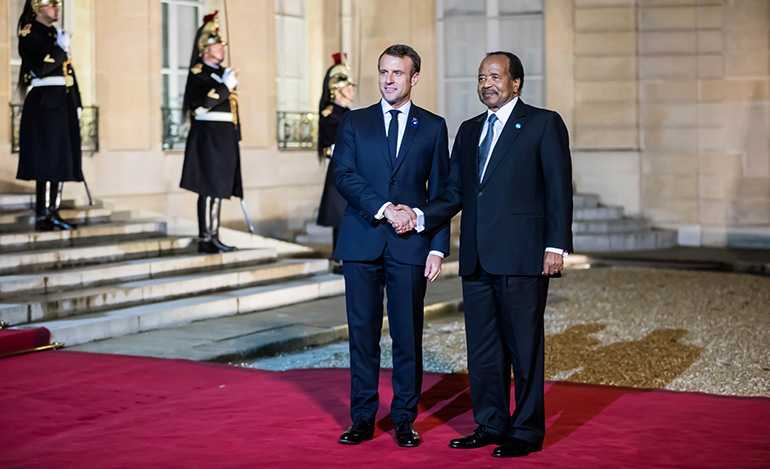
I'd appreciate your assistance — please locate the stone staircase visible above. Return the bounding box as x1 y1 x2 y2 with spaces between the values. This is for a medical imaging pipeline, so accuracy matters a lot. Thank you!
296 194 678 253
0 193 344 347
572 194 677 252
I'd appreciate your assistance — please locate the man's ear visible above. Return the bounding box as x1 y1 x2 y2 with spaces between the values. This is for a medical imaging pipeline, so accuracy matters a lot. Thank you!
410 72 420 88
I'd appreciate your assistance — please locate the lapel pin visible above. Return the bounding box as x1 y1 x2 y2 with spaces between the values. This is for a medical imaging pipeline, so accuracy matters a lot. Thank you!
515 123 521 129
411 117 418 128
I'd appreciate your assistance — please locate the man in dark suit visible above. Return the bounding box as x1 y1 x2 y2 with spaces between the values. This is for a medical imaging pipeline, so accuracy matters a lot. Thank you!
398 51 573 458
333 44 450 447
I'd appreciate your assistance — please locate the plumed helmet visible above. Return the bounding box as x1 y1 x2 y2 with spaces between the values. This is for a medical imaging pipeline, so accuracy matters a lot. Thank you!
32 0 61 9
327 62 355 93
198 11 226 51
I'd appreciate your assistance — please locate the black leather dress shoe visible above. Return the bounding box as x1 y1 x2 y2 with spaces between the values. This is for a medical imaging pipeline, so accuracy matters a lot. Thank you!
491 437 542 458
449 426 505 449
338 421 374 445
395 421 421 447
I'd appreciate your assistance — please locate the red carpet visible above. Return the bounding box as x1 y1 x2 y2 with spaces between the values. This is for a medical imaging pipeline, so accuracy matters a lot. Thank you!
1 351 768 468
0 327 51 357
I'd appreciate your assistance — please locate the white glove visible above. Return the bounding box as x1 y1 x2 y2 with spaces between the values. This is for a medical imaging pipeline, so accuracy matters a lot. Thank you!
223 68 238 92
77 107 82 120
56 29 71 52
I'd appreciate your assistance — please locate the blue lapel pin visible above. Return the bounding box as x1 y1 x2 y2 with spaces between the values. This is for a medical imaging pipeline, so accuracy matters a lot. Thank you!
515 123 521 129
411 117 418 128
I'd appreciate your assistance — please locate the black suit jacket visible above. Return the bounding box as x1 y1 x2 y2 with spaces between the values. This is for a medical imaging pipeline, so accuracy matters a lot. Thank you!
333 102 450 266
422 99 573 276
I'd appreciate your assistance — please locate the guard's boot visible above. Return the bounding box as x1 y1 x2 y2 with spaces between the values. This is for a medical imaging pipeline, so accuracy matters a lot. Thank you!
49 182 77 231
209 197 236 252
197 196 222 254
34 181 55 232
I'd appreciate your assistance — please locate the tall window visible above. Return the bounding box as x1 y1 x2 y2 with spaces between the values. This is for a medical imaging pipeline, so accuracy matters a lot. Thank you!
437 0 545 138
161 0 203 109
275 0 308 112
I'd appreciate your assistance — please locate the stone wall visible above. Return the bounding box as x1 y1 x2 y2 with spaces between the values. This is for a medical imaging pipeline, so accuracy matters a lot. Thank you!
568 0 770 247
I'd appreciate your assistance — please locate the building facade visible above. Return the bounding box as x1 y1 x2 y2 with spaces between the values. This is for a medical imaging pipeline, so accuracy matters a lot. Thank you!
1 0 769 247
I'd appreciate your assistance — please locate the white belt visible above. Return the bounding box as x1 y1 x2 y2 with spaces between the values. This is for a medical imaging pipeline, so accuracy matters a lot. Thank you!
29 76 67 88
194 111 234 122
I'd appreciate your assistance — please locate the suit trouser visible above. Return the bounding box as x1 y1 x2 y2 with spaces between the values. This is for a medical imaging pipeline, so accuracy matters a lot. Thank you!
462 265 549 444
343 247 426 425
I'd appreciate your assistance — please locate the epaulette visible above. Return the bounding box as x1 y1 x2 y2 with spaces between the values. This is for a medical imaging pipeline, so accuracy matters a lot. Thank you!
19 24 31 38
321 105 333 117
191 63 203 75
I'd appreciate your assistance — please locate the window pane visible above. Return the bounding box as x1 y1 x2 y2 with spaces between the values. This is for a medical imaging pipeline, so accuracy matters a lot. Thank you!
177 5 199 70
162 2 169 68
278 80 304 111
444 80 486 137
279 17 305 79
499 16 544 76
162 74 170 108
276 0 304 16
442 0 485 17
521 77 543 108
444 19 486 78
499 0 543 15
177 75 187 108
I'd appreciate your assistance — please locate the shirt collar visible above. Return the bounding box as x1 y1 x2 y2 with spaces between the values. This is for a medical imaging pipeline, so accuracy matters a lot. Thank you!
381 98 412 117
485 96 518 126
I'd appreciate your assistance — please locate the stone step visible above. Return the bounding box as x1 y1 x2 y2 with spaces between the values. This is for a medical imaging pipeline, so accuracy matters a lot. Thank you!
295 233 333 245
573 194 600 209
572 218 651 234
0 248 276 298
0 207 112 228
2 258 329 326
574 229 678 252
0 236 195 274
0 194 76 210
305 223 333 237
0 221 166 252
574 205 624 221
29 273 346 346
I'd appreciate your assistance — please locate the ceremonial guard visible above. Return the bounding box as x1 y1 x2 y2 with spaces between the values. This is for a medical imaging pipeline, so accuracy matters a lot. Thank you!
16 0 83 232
180 11 243 254
316 54 355 271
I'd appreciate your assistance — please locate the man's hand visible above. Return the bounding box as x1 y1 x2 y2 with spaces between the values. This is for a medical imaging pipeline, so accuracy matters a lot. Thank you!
56 29 71 52
393 204 417 234
424 253 442 282
384 204 415 233
542 251 564 277
223 68 239 92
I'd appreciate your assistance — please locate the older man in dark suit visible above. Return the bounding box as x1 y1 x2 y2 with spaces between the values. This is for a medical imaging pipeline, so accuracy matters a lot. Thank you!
398 51 573 458
333 44 450 448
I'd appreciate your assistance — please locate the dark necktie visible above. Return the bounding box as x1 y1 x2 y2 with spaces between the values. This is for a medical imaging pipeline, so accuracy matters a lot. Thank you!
387 109 400 165
478 113 499 182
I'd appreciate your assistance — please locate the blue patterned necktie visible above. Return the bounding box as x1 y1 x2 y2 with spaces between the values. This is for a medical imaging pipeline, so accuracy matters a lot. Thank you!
478 113 498 182
387 109 400 165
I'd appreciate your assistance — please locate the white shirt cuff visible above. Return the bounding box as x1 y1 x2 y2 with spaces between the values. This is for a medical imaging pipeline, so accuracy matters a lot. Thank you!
375 202 393 220
545 247 569 258
413 207 425 233
428 250 444 259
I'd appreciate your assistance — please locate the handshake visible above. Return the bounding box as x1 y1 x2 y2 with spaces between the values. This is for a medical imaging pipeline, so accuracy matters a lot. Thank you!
384 204 418 235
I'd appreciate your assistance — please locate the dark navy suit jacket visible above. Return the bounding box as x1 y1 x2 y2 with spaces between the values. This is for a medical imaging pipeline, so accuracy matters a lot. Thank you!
333 102 450 266
422 99 573 276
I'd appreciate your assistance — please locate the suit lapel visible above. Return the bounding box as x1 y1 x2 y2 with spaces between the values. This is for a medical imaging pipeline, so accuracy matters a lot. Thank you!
391 105 420 177
368 104 392 169
480 99 527 189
